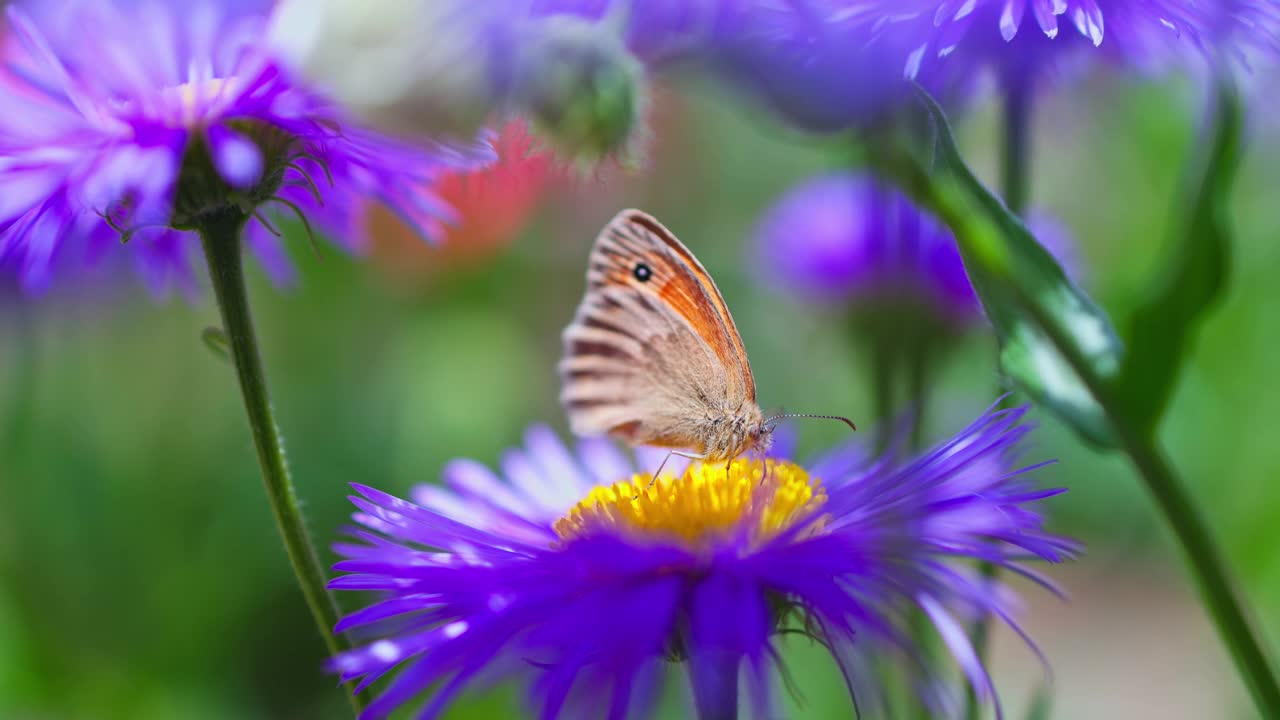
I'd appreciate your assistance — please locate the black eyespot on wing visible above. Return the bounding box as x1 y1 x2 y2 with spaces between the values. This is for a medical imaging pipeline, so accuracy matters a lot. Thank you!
633 263 652 282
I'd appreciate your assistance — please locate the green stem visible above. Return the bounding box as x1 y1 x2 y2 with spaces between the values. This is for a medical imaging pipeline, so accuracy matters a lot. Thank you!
868 328 897 457
199 214 364 715
904 330 931 453
859 307 941 717
928 184 1280 717
1027 286 1279 717
905 333 938 720
1115 428 1280 717
962 562 999 720
876 96 1280 714
964 79 1034 720
999 78 1032 216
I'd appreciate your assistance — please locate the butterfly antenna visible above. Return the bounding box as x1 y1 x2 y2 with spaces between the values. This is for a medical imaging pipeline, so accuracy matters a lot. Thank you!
766 413 857 432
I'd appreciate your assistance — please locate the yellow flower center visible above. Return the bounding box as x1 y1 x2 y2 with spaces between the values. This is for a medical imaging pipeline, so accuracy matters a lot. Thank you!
553 459 826 546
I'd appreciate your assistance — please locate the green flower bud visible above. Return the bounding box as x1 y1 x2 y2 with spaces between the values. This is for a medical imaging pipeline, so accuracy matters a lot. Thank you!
516 17 645 162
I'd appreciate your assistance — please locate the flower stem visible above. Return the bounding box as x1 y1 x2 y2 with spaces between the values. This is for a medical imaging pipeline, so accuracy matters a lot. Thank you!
962 562 999 720
1024 284 1280 715
1117 430 1280 715
963 78 1034 720
881 96 1280 716
999 77 1031 216
942 203 1280 716
905 331 940 720
198 213 364 715
867 328 897 456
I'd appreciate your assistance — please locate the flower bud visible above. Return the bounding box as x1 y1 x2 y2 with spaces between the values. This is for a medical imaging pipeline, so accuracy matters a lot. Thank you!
514 16 645 161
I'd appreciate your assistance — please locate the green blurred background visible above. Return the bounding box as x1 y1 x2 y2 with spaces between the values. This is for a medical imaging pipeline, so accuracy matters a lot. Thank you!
2 67 1278 719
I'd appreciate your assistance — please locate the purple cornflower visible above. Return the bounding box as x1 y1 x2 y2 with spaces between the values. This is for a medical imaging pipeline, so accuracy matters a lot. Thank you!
754 172 1079 328
328 403 1075 718
0 0 490 296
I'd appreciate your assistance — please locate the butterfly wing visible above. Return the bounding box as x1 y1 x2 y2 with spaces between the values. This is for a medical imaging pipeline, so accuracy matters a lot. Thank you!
559 209 757 451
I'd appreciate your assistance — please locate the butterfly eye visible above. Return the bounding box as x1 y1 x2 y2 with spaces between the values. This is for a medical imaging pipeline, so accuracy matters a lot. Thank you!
632 263 653 282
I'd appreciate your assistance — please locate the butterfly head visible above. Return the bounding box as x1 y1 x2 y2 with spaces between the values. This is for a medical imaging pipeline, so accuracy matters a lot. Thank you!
735 419 775 460
746 414 775 455
702 404 774 461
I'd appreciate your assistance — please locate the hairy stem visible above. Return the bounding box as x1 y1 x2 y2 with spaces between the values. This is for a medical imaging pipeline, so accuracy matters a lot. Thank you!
199 213 363 715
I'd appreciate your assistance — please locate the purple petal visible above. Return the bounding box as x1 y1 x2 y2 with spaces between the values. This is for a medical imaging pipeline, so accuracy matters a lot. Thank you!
207 123 263 188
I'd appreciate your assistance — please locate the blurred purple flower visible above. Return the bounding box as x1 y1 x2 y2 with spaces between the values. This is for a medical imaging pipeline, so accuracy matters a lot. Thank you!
545 1 1278 130
529 0 735 63
754 172 1080 327
862 0 1280 89
0 0 490 297
714 3 925 131
328 404 1074 718
527 2 931 132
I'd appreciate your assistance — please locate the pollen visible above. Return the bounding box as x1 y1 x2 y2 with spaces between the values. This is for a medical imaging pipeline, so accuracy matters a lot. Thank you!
553 459 827 546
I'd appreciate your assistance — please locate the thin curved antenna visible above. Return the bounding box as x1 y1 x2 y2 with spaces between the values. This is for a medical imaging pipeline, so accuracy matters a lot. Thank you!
765 413 857 432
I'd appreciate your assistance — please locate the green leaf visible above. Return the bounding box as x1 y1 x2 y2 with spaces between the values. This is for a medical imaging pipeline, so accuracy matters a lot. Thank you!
877 88 1124 446
201 326 231 363
1118 80 1241 431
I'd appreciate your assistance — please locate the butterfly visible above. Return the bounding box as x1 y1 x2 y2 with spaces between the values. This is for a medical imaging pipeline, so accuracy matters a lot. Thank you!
559 209 854 466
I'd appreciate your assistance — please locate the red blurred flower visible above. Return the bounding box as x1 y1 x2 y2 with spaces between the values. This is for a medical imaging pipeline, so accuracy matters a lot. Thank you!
369 123 554 278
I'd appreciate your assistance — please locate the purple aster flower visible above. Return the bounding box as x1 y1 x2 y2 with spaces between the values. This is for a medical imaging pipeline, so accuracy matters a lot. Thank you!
0 0 491 295
421 4 909 135
705 2 930 133
557 1 1276 131
0 210 144 299
754 172 1080 328
865 0 1280 89
328 403 1075 718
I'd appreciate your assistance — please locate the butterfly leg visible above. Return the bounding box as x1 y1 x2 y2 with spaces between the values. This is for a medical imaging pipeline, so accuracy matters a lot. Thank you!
639 450 705 496
645 450 676 492
723 454 737 485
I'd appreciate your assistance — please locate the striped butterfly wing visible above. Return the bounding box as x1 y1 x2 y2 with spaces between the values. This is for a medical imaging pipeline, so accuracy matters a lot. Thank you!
559 209 757 451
